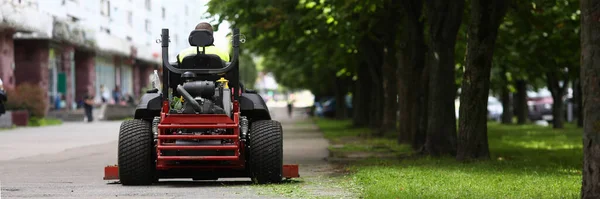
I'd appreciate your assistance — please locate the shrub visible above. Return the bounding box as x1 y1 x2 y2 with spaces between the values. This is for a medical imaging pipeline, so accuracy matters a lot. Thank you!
5 83 48 118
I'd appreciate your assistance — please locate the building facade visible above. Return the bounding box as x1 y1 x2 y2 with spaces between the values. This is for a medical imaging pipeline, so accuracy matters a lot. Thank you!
0 0 214 113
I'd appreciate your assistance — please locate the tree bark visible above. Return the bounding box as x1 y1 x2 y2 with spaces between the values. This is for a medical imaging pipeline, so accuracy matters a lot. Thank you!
513 79 528 124
574 78 583 127
416 56 429 151
456 0 507 161
546 71 566 129
359 38 384 129
369 68 383 129
422 0 464 156
580 0 600 197
353 63 371 127
380 48 399 135
334 77 347 120
500 66 512 124
398 0 427 149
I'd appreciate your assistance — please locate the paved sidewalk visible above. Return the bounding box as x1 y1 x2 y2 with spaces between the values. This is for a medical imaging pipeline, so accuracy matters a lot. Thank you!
0 107 353 198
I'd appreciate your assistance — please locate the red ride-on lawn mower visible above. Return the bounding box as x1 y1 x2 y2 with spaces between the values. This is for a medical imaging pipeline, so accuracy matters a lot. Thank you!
103 28 298 185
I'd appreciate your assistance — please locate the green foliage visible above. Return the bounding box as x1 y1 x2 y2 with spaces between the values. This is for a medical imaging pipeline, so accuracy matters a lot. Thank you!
28 117 62 127
207 0 393 95
316 119 582 198
492 0 580 93
5 83 48 118
239 51 258 89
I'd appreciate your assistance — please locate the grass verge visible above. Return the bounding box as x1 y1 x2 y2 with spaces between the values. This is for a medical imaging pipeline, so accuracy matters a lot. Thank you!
28 117 63 127
254 179 312 198
315 118 582 199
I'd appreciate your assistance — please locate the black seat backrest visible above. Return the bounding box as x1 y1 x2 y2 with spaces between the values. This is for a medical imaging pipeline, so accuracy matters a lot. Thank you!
180 54 225 70
189 29 214 47
178 29 226 70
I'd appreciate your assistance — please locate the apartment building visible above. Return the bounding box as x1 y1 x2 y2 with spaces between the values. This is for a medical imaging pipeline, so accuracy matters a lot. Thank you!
0 0 217 112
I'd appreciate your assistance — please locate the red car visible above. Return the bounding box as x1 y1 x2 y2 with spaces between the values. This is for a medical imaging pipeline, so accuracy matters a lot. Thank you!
528 96 553 121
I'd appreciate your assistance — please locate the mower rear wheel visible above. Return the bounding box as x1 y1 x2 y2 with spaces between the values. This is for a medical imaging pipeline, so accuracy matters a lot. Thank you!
248 120 283 184
118 119 155 185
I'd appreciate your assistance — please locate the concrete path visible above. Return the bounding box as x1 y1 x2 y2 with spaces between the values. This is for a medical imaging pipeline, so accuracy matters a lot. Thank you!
0 107 352 198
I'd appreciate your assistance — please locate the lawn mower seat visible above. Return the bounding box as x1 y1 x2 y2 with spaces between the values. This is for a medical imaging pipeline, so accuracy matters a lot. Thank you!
179 30 227 70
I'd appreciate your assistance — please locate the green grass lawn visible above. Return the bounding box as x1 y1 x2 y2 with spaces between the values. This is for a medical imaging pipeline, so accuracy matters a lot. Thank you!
315 119 582 199
28 117 63 127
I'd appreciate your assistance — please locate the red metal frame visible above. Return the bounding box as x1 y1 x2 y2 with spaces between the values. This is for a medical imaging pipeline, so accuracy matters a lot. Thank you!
103 90 301 181
156 100 245 170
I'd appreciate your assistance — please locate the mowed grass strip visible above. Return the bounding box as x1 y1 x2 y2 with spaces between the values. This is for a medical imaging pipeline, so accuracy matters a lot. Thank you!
315 119 582 199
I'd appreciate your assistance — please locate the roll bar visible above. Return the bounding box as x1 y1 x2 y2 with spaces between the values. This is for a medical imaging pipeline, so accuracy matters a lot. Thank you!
160 28 240 75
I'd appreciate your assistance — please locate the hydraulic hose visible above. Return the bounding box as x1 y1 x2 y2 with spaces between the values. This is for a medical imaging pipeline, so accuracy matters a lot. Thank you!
176 85 202 113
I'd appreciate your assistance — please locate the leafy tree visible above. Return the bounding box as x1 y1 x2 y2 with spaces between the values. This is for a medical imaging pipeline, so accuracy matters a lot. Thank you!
580 0 600 197
421 0 465 156
456 0 508 161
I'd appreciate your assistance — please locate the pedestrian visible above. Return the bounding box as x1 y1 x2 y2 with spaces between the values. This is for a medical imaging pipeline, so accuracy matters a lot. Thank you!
287 95 294 118
0 77 6 116
113 85 121 104
83 93 95 122
100 85 110 103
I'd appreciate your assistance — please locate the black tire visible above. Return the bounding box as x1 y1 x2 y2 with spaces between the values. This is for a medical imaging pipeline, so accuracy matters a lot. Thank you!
118 119 155 185
248 120 283 184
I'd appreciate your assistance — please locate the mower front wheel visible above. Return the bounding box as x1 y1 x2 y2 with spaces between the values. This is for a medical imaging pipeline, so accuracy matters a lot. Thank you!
248 120 283 184
118 119 155 185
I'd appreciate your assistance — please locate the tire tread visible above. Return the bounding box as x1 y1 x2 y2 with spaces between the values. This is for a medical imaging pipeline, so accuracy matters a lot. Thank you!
248 120 283 184
118 119 155 185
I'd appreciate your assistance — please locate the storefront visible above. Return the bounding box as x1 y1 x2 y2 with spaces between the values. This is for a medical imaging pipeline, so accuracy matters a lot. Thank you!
120 63 133 98
95 56 116 103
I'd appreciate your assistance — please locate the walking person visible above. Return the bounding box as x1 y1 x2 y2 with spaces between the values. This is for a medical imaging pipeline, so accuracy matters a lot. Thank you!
287 95 295 118
83 93 95 122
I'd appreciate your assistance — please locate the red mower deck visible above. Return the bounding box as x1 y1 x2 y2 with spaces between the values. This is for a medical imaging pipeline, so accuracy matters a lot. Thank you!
103 164 300 181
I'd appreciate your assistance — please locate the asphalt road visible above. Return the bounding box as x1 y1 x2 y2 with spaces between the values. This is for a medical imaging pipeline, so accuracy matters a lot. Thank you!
0 107 349 199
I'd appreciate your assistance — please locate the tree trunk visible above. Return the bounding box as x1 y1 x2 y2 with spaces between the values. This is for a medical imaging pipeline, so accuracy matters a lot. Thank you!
546 71 566 129
353 63 371 127
359 38 384 129
513 79 528 124
456 0 507 161
416 57 429 151
398 0 427 149
334 77 347 120
580 0 600 197
499 66 512 124
422 0 464 156
380 48 398 136
574 78 583 127
369 69 383 129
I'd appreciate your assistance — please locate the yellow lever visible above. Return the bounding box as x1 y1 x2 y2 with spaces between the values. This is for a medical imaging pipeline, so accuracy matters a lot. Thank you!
216 77 229 89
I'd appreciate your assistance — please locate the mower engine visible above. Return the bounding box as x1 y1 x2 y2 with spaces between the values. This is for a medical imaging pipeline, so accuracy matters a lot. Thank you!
161 75 235 157
171 74 233 118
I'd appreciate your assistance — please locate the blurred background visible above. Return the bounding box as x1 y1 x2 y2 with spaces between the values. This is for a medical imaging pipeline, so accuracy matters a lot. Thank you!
0 0 579 127
0 0 314 125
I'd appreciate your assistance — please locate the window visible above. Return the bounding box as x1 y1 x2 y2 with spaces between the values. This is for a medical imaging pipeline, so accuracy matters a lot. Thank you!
127 11 132 26
100 27 111 34
145 0 151 11
145 19 150 33
161 7 165 19
100 0 110 17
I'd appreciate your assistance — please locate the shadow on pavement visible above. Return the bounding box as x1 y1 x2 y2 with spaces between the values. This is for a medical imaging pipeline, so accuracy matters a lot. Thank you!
106 179 303 188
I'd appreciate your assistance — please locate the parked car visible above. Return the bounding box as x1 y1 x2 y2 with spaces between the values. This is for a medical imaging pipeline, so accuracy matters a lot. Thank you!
323 98 336 118
455 96 504 121
487 97 503 122
528 96 553 122
313 95 352 118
